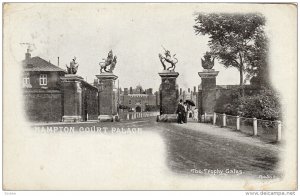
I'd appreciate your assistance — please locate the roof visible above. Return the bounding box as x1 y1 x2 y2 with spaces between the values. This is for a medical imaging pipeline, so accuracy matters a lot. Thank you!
22 56 67 73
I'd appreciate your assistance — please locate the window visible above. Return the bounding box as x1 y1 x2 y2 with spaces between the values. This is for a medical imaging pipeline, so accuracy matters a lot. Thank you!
129 100 131 105
23 75 32 88
40 74 47 85
23 76 30 85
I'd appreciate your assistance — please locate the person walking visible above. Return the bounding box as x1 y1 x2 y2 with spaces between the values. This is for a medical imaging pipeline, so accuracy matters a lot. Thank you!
176 99 184 124
183 101 188 123
192 108 198 121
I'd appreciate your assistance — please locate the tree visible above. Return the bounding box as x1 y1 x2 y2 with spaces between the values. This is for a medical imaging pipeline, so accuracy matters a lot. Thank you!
215 88 281 122
194 13 267 87
247 28 269 87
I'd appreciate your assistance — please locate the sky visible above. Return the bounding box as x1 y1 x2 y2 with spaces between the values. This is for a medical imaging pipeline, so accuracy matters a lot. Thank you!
8 3 241 92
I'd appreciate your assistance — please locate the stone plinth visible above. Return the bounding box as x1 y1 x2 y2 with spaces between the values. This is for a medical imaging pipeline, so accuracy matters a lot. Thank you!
61 74 84 122
198 69 219 122
96 72 118 122
157 70 179 122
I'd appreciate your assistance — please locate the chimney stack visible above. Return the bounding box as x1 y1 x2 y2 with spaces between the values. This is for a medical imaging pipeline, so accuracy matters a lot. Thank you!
124 88 128 95
58 57 60 67
147 88 153 95
25 49 31 60
129 87 133 94
94 79 98 86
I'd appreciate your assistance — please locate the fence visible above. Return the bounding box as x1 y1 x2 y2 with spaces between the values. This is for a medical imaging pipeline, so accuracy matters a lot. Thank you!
200 113 214 123
118 111 159 121
201 112 282 142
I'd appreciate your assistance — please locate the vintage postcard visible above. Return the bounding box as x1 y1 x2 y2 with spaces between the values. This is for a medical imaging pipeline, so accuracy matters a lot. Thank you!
2 3 297 191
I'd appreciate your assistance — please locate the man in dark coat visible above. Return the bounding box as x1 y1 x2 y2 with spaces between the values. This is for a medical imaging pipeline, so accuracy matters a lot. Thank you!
176 99 184 124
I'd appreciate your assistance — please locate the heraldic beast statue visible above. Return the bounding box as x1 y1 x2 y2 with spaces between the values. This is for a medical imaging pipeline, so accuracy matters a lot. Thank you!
99 50 117 73
201 52 215 70
66 57 79 74
158 46 178 71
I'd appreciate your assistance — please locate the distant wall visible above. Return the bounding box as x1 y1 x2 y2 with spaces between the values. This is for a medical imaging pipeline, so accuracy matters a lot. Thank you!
215 85 263 113
198 84 263 115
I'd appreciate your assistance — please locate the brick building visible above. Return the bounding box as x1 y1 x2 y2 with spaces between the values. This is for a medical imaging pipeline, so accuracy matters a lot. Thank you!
178 86 199 108
22 50 99 122
22 50 66 122
119 85 159 112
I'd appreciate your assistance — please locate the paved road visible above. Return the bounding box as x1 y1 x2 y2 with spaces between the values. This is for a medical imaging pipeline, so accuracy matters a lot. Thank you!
156 122 281 178
34 116 281 179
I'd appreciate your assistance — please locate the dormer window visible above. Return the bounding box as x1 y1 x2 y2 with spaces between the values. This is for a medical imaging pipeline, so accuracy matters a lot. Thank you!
40 74 47 85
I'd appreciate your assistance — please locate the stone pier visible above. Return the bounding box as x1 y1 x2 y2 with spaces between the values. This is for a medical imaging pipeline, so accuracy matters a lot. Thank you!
157 70 179 122
198 69 219 122
61 74 84 122
96 72 118 122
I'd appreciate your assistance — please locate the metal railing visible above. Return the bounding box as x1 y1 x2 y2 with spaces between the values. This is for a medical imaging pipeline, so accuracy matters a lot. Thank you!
211 112 283 142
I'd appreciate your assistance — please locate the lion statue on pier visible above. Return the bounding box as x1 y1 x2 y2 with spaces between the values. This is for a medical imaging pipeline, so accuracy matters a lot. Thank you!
99 50 117 73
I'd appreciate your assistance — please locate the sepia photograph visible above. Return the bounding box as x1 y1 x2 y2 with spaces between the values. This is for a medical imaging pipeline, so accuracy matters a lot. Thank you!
2 2 297 191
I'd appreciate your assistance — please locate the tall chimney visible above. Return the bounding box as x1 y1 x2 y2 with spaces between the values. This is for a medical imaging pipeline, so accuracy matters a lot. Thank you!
57 57 60 67
124 88 128 95
25 49 31 60
194 86 196 92
188 88 190 93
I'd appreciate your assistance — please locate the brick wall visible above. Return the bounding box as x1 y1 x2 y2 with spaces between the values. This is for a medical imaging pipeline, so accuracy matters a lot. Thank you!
24 81 100 122
198 85 264 115
160 77 178 114
24 90 63 122
82 82 99 120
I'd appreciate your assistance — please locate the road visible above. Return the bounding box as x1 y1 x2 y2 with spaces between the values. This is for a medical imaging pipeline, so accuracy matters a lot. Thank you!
33 116 281 179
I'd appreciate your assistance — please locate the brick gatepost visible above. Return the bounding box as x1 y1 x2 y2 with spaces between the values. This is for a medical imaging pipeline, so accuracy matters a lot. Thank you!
157 70 179 122
61 74 84 122
95 72 118 122
198 69 219 122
